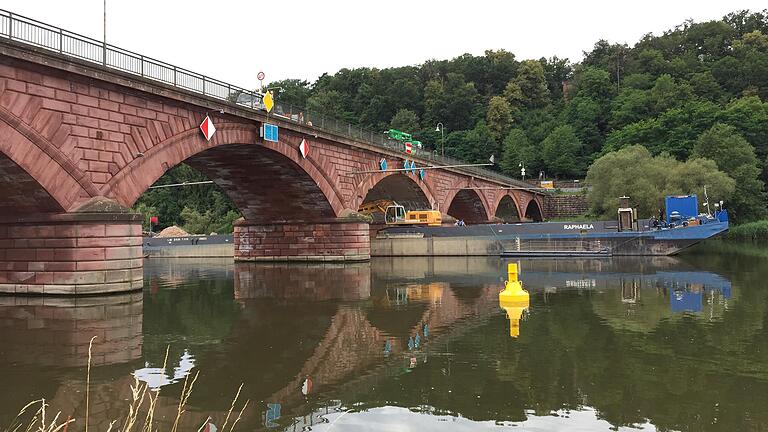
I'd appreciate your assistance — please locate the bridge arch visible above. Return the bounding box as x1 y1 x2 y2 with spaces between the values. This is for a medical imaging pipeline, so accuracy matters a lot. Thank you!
354 172 437 215
0 108 99 214
102 123 346 222
442 179 491 224
492 193 522 222
447 189 490 223
524 198 544 222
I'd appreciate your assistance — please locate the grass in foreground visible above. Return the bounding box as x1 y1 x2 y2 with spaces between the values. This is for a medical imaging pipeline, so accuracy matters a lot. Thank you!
3 338 248 432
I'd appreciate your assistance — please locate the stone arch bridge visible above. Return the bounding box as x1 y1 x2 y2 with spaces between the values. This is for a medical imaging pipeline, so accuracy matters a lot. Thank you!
0 19 544 294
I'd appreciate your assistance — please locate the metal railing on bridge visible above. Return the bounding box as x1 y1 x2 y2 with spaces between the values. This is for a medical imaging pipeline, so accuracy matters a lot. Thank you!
0 9 527 187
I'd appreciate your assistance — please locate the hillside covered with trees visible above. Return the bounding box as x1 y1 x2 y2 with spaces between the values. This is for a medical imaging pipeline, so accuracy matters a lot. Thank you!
138 9 768 230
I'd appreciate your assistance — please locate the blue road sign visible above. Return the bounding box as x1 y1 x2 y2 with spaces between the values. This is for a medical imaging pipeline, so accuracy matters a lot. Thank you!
264 123 279 142
380 158 387 171
419 168 425 180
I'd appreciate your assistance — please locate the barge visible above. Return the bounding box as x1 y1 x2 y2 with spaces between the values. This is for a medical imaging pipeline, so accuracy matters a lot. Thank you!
375 195 729 257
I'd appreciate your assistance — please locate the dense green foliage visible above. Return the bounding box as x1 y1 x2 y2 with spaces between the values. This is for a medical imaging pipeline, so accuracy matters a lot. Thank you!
272 9 767 220
586 146 735 218
726 220 768 239
133 164 240 234
136 10 768 223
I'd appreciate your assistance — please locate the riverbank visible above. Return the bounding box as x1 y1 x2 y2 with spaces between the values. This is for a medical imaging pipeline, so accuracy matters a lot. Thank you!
726 220 768 241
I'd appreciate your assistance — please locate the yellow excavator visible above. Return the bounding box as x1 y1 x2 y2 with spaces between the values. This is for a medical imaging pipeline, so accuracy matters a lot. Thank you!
358 199 442 227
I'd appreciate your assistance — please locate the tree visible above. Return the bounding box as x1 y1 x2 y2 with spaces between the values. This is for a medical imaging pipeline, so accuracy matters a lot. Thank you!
718 96 768 164
181 207 241 234
689 71 724 102
650 74 692 113
693 123 766 221
574 67 613 101
443 73 481 130
422 79 446 127
306 89 348 118
269 78 312 108
463 121 497 163
512 60 550 108
562 96 604 153
586 145 734 218
605 99 720 158
609 88 652 130
541 125 586 177
541 56 572 100
389 109 419 133
486 96 513 143
635 49 668 76
501 129 539 177
134 164 239 233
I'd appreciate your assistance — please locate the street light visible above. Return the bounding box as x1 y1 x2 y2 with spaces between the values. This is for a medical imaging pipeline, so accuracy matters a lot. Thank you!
519 162 526 181
435 122 445 157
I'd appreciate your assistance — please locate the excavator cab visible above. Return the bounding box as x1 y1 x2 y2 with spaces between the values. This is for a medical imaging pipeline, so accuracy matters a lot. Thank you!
385 204 407 224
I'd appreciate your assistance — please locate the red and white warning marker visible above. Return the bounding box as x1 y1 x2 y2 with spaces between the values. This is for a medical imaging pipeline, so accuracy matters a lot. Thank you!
404 141 413 154
200 115 216 141
299 138 310 158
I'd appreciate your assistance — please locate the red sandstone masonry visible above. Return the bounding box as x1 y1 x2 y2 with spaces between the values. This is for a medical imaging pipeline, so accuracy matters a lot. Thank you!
0 51 541 220
234 220 370 262
0 217 143 295
544 194 589 219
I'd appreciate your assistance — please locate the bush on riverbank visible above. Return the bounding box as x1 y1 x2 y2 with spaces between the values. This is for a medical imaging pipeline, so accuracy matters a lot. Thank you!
726 220 768 240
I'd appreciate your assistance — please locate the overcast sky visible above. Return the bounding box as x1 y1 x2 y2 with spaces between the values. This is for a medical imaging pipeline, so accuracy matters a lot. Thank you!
3 1 766 89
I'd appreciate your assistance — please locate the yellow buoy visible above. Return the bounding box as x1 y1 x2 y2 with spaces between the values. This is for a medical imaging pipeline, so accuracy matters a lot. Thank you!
499 263 530 338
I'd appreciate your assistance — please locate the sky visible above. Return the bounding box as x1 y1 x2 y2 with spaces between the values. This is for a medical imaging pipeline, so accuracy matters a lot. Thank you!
2 0 766 90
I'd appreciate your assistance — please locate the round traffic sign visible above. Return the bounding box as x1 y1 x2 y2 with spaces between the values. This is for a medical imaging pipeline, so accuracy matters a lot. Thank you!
257 71 265 81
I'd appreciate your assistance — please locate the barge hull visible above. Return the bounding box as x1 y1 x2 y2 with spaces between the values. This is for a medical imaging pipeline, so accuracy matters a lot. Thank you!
374 220 728 257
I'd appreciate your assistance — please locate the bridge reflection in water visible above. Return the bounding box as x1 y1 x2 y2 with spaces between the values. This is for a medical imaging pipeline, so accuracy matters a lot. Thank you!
1 253 762 431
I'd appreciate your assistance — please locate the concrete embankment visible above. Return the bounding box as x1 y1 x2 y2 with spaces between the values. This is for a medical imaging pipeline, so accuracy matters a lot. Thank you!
144 235 234 258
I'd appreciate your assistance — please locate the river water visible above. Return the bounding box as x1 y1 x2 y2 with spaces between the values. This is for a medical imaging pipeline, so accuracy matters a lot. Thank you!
1 241 767 431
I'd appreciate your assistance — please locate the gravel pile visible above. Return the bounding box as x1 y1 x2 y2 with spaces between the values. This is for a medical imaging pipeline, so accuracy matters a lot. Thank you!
155 226 189 237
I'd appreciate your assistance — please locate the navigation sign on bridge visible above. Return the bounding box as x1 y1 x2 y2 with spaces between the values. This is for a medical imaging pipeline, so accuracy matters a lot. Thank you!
299 139 309 158
404 141 412 154
263 123 279 142
199 115 216 141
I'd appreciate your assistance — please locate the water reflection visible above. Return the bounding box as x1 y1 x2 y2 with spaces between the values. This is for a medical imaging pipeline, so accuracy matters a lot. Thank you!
5 250 768 431
0 293 143 430
0 293 142 367
133 349 195 390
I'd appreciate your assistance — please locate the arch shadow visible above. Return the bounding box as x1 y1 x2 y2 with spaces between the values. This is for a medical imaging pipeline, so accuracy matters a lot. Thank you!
493 194 521 223
447 189 489 224
355 172 436 211
524 199 544 222
102 124 345 222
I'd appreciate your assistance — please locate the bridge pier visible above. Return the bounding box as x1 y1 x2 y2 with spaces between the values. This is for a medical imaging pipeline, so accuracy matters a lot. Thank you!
233 219 370 262
0 213 143 295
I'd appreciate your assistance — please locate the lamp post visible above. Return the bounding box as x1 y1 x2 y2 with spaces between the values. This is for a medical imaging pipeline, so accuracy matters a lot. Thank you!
102 0 107 66
435 122 445 157
519 162 526 181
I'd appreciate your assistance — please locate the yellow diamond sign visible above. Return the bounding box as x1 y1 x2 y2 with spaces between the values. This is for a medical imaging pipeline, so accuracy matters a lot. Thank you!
263 90 274 113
